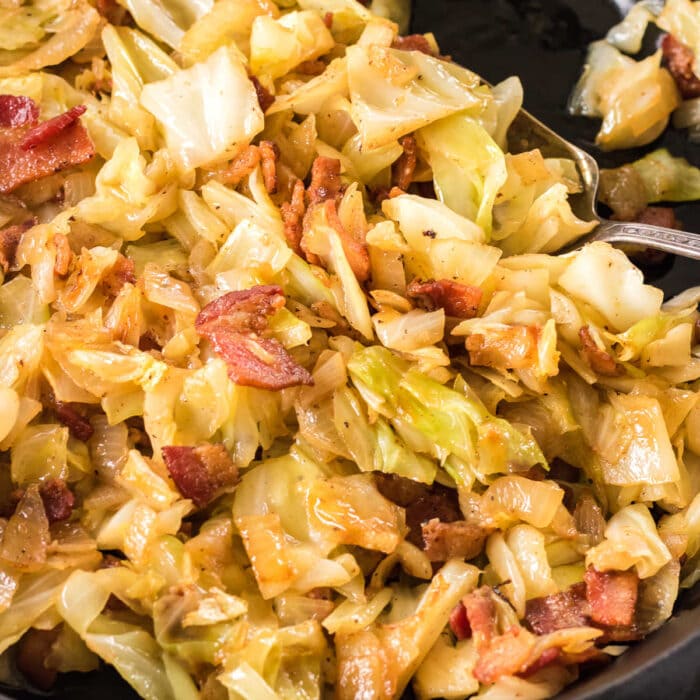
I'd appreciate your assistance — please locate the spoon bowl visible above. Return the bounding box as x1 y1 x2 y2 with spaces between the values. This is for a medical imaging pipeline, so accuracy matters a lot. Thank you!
505 105 700 260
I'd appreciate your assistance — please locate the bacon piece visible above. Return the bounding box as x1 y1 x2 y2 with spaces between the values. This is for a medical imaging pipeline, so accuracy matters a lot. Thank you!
323 11 333 28
16 628 60 690
196 284 284 332
39 479 75 524
662 33 700 98
217 145 261 187
635 205 680 229
584 567 639 628
391 34 436 56
407 278 483 319
466 325 540 369
281 177 306 254
462 586 498 650
0 219 33 273
202 328 314 390
307 156 342 204
250 75 275 113
374 473 461 548
525 583 590 635
54 402 94 441
0 95 39 128
374 472 429 506
579 325 620 376
0 122 95 195
318 199 370 282
96 0 129 24
421 518 488 562
21 105 87 150
101 254 136 297
392 135 417 191
162 444 239 508
295 60 327 75
195 286 314 390
259 140 279 194
53 232 72 276
518 647 561 678
449 602 471 640
473 627 536 684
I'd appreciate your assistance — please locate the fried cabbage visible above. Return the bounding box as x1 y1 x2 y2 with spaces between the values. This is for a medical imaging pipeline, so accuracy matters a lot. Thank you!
0 1 696 699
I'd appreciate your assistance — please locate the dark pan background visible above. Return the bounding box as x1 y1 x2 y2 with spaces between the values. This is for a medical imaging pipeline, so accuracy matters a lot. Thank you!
2 1 699 698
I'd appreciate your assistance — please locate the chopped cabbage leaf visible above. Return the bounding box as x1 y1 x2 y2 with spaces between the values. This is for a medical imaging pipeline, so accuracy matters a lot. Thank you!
558 242 664 332
141 47 264 170
586 504 672 578
347 44 487 149
417 113 507 234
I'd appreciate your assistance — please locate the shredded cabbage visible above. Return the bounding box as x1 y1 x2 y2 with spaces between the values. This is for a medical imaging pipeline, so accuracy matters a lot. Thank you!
0 1 696 698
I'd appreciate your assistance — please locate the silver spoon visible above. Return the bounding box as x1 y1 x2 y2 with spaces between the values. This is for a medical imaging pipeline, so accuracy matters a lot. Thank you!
506 106 700 260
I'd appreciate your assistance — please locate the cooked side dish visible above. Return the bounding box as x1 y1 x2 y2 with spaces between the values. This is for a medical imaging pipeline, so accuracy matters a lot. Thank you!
0 0 699 698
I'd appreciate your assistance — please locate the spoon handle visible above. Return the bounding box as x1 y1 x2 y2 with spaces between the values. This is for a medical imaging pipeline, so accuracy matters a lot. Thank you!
591 220 700 261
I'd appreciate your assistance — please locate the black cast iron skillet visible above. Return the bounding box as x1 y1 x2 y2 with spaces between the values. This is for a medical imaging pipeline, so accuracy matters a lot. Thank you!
2 1 699 698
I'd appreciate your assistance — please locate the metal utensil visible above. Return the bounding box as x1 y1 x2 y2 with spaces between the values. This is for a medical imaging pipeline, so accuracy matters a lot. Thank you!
506 107 700 260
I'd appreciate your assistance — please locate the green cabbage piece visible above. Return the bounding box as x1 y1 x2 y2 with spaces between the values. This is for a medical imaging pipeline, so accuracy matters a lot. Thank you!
417 113 507 234
347 346 546 485
141 47 264 170
346 44 487 149
627 148 700 203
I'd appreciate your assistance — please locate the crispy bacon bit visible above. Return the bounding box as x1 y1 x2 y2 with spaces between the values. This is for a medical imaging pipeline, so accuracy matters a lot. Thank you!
323 11 333 28
374 473 462 548
96 0 129 24
0 220 33 273
661 33 700 98
579 326 620 376
250 75 275 113
370 185 405 205
54 402 93 441
307 156 342 204
474 627 536 684
0 95 39 128
584 567 639 628
53 232 72 276
466 325 540 369
634 205 680 229
217 145 261 186
204 328 314 390
101 254 136 297
39 479 75 524
281 177 306 254
407 278 483 319
374 472 429 506
195 286 314 390
259 140 279 194
21 105 87 151
391 34 436 56
139 331 162 352
462 587 498 651
295 60 327 75
421 518 488 562
0 122 95 194
518 647 561 678
525 583 589 635
318 199 370 282
162 444 239 507
449 602 471 640
196 284 283 331
392 135 417 191
16 628 60 690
